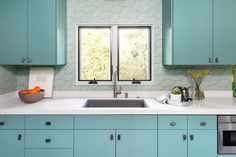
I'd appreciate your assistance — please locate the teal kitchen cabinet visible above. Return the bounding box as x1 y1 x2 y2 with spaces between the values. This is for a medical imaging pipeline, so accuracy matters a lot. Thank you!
188 116 217 157
116 130 157 157
158 130 187 157
0 130 24 157
0 0 66 65
163 0 236 65
158 116 188 157
163 0 212 65
25 115 74 157
188 130 217 157
0 116 25 157
0 0 27 65
74 115 158 157
74 130 157 157
27 0 66 65
74 130 116 157
213 0 236 64
25 149 73 157
158 115 217 157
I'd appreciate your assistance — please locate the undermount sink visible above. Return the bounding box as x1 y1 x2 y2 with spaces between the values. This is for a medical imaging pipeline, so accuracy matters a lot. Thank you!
84 99 147 108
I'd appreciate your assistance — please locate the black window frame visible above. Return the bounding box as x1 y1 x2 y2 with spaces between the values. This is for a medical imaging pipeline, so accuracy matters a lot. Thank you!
77 26 113 82
117 26 152 82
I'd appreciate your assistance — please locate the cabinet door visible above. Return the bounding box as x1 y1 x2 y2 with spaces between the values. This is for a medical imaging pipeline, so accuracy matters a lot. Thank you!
28 0 56 65
158 130 187 157
188 130 217 157
173 0 212 65
74 130 115 157
214 0 236 64
0 0 27 65
116 130 157 157
0 130 24 157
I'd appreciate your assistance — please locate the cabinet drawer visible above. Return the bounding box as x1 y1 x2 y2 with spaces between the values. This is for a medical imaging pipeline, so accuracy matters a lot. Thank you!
0 116 24 129
25 130 73 148
158 116 187 129
25 149 73 157
25 116 73 129
188 116 216 130
75 115 157 129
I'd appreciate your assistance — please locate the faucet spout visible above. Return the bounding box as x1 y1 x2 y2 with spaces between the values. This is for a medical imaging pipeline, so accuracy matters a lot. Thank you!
113 70 122 98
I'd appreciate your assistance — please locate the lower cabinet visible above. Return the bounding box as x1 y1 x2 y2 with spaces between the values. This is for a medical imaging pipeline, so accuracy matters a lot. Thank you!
0 115 218 157
0 130 24 157
74 129 157 157
188 130 217 157
116 130 157 157
74 115 158 157
158 115 217 157
25 149 73 157
158 130 187 157
74 130 116 157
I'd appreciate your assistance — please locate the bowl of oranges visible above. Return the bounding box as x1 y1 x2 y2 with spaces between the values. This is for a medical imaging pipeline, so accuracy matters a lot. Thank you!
18 86 45 103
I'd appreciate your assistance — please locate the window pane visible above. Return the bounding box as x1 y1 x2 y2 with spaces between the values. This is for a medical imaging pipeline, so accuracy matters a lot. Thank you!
118 27 151 81
79 27 111 81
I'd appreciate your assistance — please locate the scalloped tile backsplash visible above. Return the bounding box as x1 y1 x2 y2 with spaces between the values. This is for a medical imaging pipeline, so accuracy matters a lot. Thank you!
0 0 233 95
15 0 232 92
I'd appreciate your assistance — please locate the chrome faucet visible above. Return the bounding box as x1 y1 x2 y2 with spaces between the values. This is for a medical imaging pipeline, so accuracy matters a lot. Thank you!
113 70 122 98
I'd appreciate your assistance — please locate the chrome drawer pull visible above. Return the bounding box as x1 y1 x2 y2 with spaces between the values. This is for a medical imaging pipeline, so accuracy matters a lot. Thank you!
200 122 207 126
0 122 5 126
45 122 51 126
45 139 51 143
190 134 194 141
215 57 219 63
117 134 121 141
170 122 176 126
110 134 114 141
21 57 26 63
18 134 22 141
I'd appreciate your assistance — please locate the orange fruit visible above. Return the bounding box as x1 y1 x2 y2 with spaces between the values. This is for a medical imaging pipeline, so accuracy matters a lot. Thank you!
27 89 37 94
34 86 41 92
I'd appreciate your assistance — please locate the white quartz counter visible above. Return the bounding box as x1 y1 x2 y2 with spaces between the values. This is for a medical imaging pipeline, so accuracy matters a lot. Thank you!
0 92 236 115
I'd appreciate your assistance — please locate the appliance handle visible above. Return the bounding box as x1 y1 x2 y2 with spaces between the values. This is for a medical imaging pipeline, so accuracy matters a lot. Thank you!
218 126 224 154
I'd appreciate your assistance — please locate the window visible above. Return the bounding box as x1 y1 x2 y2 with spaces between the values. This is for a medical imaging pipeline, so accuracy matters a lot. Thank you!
77 24 153 85
78 27 112 81
118 27 151 81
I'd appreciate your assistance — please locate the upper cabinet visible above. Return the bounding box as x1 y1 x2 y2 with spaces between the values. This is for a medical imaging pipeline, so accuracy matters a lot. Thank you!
0 0 67 66
0 0 28 65
213 0 236 64
163 0 236 65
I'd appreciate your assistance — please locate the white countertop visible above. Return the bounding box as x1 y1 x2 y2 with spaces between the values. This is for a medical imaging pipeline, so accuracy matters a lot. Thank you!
1 92 236 115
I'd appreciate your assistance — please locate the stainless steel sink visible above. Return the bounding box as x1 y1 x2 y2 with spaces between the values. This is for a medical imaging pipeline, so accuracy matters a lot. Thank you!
84 99 147 108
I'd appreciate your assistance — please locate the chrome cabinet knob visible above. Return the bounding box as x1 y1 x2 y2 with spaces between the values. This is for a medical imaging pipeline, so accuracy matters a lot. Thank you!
110 134 114 141
170 122 176 126
45 138 51 143
200 122 207 126
21 57 26 63
215 57 219 63
190 134 194 141
209 57 214 63
183 134 187 141
27 57 32 63
0 121 5 126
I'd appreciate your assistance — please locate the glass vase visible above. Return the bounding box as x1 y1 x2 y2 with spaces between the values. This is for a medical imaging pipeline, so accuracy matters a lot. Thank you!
194 83 205 100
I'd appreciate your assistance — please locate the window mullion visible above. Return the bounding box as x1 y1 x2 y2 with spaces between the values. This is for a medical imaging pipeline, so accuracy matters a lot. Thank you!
111 26 118 81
